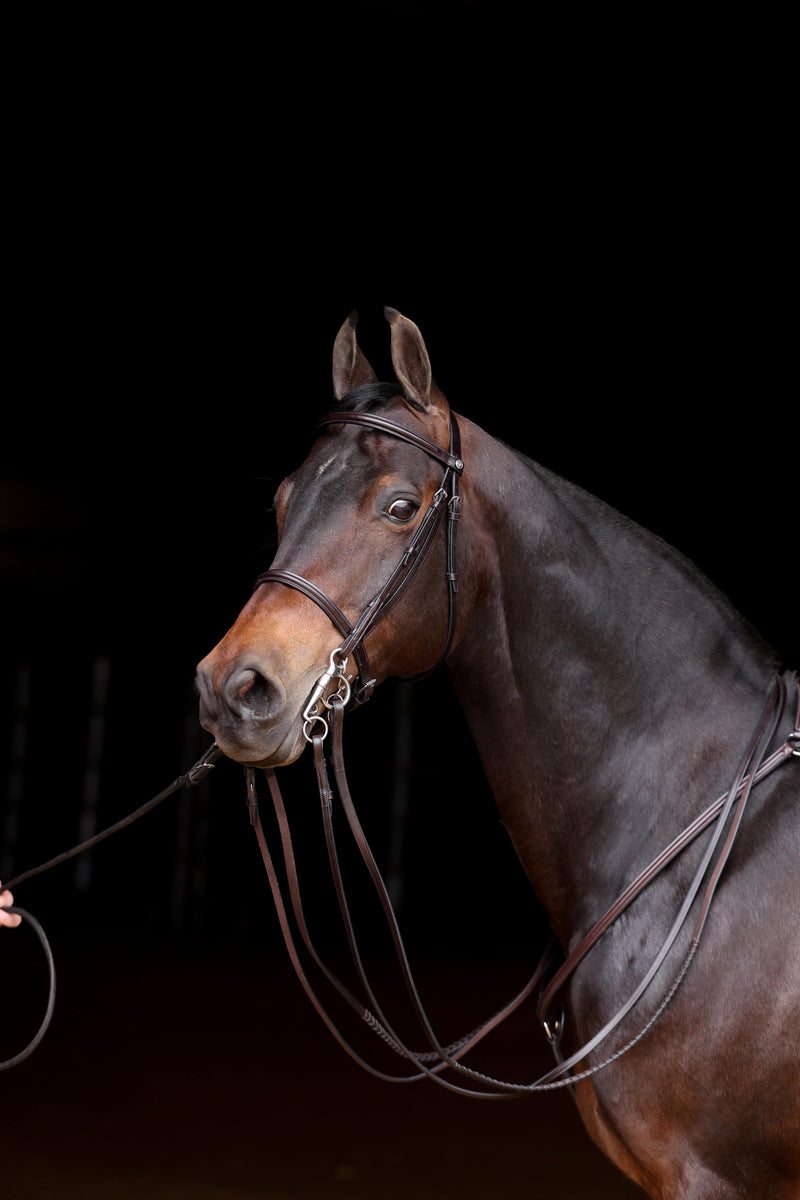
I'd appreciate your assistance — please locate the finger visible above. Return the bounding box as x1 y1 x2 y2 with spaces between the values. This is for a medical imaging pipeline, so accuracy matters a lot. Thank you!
0 887 23 927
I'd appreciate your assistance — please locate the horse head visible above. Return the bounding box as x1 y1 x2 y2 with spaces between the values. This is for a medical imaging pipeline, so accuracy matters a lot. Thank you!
195 308 463 767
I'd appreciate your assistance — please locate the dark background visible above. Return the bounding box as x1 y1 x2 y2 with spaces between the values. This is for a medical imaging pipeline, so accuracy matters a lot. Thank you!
1 4 795 1197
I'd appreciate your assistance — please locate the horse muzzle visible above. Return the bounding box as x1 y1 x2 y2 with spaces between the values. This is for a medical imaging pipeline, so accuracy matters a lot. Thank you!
195 657 308 767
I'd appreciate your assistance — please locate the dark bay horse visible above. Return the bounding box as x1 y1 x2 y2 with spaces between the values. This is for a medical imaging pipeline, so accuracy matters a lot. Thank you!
195 309 799 1199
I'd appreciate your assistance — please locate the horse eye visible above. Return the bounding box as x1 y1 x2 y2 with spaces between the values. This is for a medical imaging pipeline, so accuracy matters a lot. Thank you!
387 498 418 523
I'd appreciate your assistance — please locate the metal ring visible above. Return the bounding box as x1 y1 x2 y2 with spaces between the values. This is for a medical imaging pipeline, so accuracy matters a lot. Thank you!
303 714 329 743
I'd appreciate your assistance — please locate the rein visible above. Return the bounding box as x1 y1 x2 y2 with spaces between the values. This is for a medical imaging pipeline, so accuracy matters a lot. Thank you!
4 678 795 1084
537 683 800 1032
0 743 222 1071
246 676 799 1096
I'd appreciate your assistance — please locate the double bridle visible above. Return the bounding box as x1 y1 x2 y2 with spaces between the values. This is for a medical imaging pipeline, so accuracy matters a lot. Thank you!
253 409 464 729
3 404 798 1097
240 408 800 1096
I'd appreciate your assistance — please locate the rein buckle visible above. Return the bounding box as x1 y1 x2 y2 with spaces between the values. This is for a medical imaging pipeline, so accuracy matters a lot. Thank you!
543 1004 565 1045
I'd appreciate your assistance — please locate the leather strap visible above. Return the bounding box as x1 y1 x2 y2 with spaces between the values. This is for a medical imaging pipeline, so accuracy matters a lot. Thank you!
249 755 550 1093
3 743 222 892
1 741 222 1071
254 569 375 701
0 907 55 1071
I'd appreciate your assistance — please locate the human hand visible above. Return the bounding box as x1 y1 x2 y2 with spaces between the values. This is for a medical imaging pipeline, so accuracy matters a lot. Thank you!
0 886 22 928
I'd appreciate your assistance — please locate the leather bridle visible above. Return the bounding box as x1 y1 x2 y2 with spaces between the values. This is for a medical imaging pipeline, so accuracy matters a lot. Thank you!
253 409 464 725
241 405 800 1095
3 405 798 1095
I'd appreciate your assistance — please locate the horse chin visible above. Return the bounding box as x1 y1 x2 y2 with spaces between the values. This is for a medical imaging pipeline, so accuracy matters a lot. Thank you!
214 718 308 771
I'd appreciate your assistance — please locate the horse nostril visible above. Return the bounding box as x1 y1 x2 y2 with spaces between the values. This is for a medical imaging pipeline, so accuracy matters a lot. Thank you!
225 667 283 721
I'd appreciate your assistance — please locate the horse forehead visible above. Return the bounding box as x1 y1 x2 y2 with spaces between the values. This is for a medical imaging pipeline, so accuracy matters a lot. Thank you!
279 445 374 537
290 440 364 505
298 429 433 494
314 453 340 480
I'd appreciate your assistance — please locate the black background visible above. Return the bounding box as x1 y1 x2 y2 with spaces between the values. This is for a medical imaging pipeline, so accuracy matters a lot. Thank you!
1 5 795 1197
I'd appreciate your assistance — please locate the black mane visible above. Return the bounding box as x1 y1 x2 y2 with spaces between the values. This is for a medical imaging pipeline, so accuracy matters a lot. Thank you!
330 381 405 414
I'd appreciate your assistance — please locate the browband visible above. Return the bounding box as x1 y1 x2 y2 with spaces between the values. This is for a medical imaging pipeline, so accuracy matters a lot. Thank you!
317 411 464 474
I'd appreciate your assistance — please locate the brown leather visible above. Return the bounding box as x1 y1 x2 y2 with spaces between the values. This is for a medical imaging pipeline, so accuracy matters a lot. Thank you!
1 742 222 1071
4 743 222 892
249 722 554 1096
254 569 376 702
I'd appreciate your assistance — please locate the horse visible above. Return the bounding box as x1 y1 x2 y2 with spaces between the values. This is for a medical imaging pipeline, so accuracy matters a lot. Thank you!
195 308 799 1199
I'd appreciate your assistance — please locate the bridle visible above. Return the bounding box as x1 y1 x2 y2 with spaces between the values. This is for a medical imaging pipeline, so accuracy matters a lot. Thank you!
3 405 798 1095
239 406 800 1096
253 409 464 727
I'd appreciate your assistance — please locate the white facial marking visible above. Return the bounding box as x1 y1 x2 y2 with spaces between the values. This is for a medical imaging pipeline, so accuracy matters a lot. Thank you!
315 451 354 482
315 454 338 479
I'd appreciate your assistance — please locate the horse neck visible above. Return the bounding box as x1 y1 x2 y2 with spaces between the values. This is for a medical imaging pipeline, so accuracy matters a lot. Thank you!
446 419 778 942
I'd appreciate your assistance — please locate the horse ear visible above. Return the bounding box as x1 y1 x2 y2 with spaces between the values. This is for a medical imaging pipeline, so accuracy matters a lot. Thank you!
332 311 377 400
385 307 448 416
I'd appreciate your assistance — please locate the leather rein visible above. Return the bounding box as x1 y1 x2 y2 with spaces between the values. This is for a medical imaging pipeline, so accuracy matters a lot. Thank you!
246 665 799 1098
1 744 222 1071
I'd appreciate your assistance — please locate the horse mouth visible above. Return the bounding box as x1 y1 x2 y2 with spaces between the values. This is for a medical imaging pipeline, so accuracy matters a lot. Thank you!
195 653 321 770
197 692 310 770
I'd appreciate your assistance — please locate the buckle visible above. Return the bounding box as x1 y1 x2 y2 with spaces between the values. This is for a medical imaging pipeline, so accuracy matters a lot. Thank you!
187 744 222 785
543 1003 564 1044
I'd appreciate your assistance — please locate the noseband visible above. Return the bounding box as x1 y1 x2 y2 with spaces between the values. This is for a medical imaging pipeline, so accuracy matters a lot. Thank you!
253 409 464 737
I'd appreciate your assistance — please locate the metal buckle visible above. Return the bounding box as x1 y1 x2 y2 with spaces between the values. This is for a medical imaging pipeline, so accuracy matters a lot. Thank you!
187 744 222 785
543 1003 564 1044
789 731 800 758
